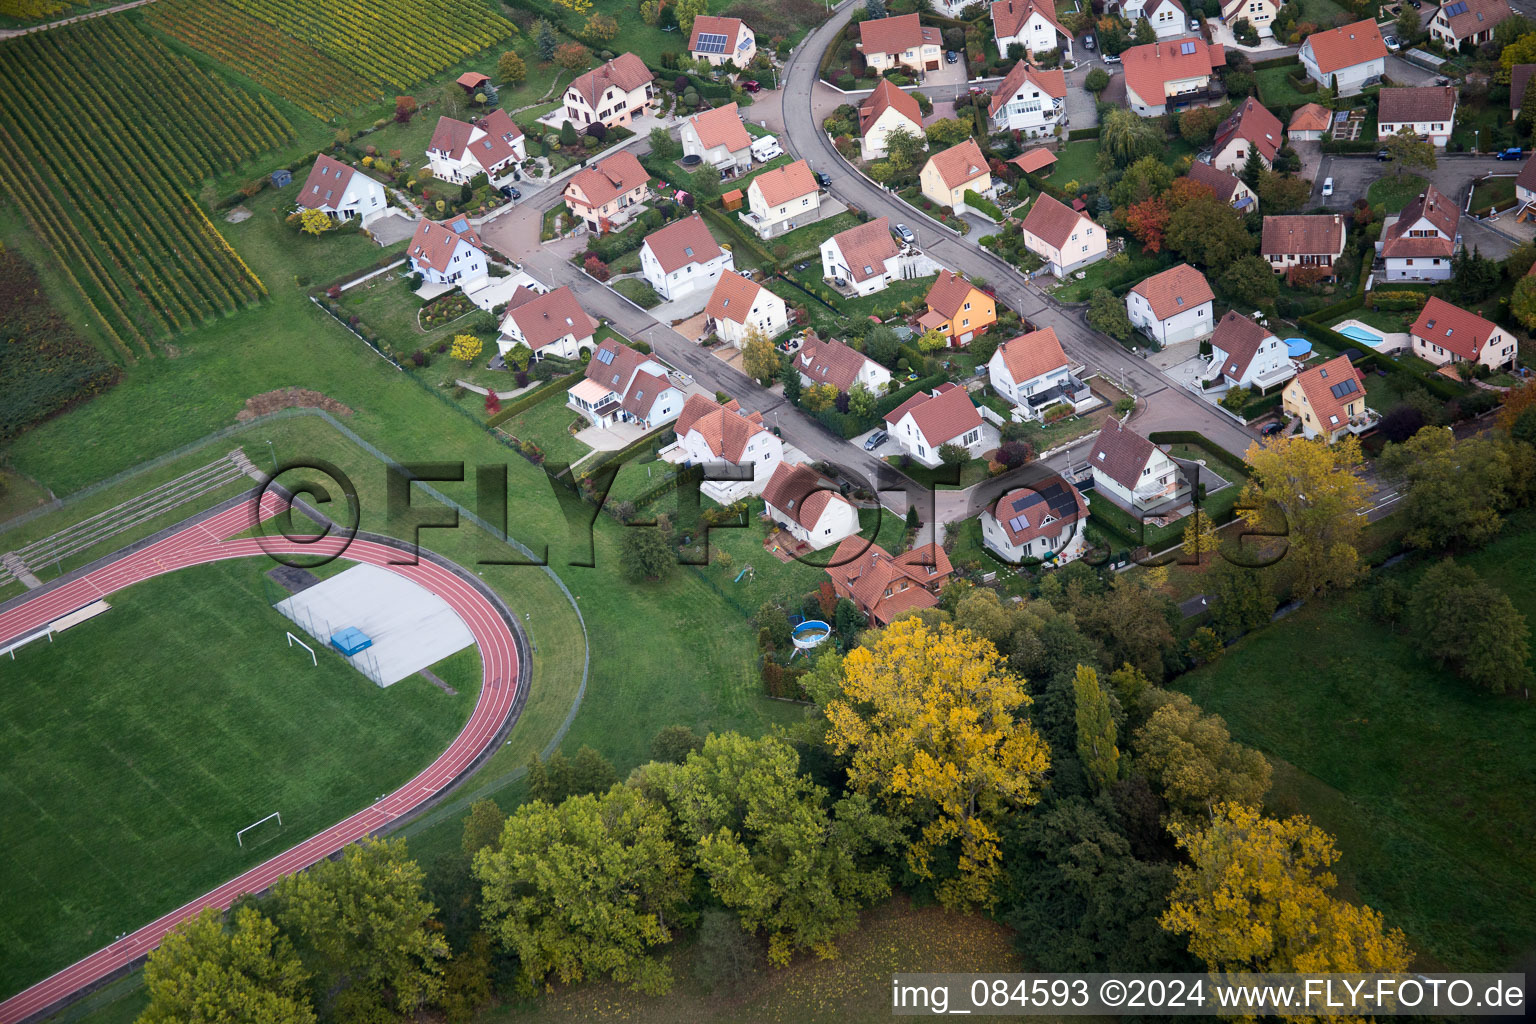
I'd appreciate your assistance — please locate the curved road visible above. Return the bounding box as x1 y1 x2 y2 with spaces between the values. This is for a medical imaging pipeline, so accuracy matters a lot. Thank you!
0 492 525 1024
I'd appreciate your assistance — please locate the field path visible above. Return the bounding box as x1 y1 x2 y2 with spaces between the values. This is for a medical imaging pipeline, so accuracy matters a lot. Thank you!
0 1 157 40
0 490 527 1023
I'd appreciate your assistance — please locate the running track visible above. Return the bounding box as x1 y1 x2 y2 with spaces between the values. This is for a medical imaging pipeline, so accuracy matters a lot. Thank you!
0 492 524 1024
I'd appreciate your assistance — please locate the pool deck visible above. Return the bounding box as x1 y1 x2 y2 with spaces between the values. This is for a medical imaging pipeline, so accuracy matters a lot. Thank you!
1332 318 1409 354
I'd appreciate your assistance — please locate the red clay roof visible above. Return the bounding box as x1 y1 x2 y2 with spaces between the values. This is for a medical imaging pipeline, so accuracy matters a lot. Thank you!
883 382 983 445
1292 354 1365 430
827 217 902 283
468 109 523 171
1209 311 1276 380
408 216 482 274
924 270 981 319
1381 185 1459 260
996 327 1070 386
1184 161 1241 202
761 461 848 531
1437 0 1514 41
705 269 771 326
989 61 1067 118
1262 214 1345 257
751 159 818 207
1378 86 1457 125
1289 103 1333 134
1089 421 1159 491
1011 148 1057 174
824 537 951 626
795 334 878 391
675 393 768 461
990 0 1067 40
1410 296 1500 361
502 286 598 352
859 79 923 137
859 12 934 55
1022 192 1091 250
1213 97 1284 163
1513 64 1536 110
688 15 748 53
1129 264 1214 323
1122 38 1225 108
567 53 652 110
428 115 476 159
688 102 751 152
925 139 989 190
988 479 1087 549
457 71 489 89
564 151 648 209
297 154 360 210
1302 20 1387 75
642 213 723 274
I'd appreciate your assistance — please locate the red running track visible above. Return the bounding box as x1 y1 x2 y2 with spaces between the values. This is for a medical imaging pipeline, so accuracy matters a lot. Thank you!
0 493 522 1024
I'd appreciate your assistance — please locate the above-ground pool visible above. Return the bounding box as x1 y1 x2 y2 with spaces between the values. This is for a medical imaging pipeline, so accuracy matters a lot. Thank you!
1284 338 1312 358
1336 324 1385 347
791 620 832 651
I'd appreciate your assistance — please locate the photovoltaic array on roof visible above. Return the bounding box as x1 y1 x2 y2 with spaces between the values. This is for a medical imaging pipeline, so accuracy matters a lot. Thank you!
696 32 729 53
1180 40 1197 54
596 348 615 364
1446 1 1468 15
1329 379 1359 399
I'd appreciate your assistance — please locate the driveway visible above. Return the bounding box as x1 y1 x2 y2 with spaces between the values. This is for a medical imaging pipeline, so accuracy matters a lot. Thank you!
1062 63 1104 130
1384 53 1441 86
369 210 418 247
922 55 968 91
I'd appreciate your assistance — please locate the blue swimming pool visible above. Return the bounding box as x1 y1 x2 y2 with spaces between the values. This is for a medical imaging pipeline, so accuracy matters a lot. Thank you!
1336 324 1385 347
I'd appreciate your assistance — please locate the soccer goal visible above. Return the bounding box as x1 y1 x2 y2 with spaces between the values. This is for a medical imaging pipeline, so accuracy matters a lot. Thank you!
285 631 317 667
237 811 283 848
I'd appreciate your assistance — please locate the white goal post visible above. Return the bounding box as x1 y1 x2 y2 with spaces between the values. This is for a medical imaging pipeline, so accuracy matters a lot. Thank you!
237 811 282 847
286 631 317 667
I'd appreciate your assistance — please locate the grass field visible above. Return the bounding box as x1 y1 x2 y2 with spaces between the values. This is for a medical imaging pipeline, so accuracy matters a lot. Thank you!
0 558 479 997
1368 173 1431 215
1175 521 1536 970
1255 66 1319 110
1043 139 1101 191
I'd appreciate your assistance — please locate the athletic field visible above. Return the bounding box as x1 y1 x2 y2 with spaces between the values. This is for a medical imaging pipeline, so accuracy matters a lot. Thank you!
0 559 479 998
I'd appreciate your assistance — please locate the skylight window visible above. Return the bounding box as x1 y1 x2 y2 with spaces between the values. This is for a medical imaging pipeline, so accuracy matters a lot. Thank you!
1180 40 1197 55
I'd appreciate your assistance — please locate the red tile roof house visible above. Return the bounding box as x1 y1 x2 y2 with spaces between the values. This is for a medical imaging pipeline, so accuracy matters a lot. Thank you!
670 393 785 502
1087 421 1190 514
919 139 992 216
295 154 387 227
883 381 987 467
917 270 996 346
857 12 943 77
1377 185 1460 283
1281 353 1376 442
1126 264 1214 347
1210 97 1284 175
1021 193 1108 278
987 61 1067 137
639 214 734 303
1409 296 1519 373
562 151 649 234
560 52 654 129
1120 37 1225 116
986 327 1092 421
741 159 822 240
496 285 598 362
1184 160 1258 214
1262 214 1346 281
1298 20 1387 97
857 80 925 161
793 334 894 395
824 538 953 626
688 14 757 68
1429 0 1514 50
705 269 789 347
1204 310 1294 391
568 337 686 430
819 216 938 297
407 216 488 288
680 102 753 175
761 462 862 552
990 0 1074 64
1377 86 1458 149
425 111 526 185
980 478 1090 565
1288 102 1332 142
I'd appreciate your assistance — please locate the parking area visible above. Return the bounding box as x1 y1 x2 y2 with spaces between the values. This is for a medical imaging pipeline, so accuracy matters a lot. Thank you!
851 426 901 458
922 54 968 91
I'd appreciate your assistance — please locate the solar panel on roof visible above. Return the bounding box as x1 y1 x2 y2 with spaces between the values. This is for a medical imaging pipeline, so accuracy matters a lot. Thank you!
1180 40 1197 54
696 32 729 54
1329 380 1359 399
451 218 468 232
1445 1 1468 15
1008 515 1029 532
597 347 615 365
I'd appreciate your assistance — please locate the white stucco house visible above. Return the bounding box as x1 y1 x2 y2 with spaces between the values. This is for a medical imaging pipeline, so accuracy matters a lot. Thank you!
761 461 862 552
1221 0 1282 38
561 52 654 129
981 479 1090 565
688 15 757 69
639 214 733 303
795 334 894 395
1205 311 1294 391
1087 422 1190 514
1021 193 1107 277
741 159 821 240
988 61 1067 137
858 12 943 76
1131 0 1195 41
569 337 685 430
672 393 783 503
1298 20 1387 96
1378 185 1459 282
1121 37 1227 116
705 269 788 347
1377 86 1458 148
680 103 752 175
1210 97 1283 174
990 0 1074 62
1409 296 1519 372
295 154 388 226
497 284 598 361
987 327 1093 422
820 217 937 297
407 216 488 288
1126 264 1215 347
884 382 987 468
857 80 925 161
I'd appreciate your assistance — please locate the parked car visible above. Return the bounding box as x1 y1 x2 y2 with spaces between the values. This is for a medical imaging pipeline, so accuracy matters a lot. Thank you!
1383 34 1400 51
1497 147 1525 160
1083 35 1096 51
863 430 889 451
894 223 916 245
1410 0 1420 7
1261 421 1285 436
1189 18 1200 32
500 185 521 199
945 50 958 64
1322 177 1333 197
1103 51 1121 64
1376 149 1391 161
814 170 832 187
742 79 761 93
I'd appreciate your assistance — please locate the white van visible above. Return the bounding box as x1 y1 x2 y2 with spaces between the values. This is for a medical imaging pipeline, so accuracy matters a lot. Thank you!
751 134 782 162
1322 177 1334 197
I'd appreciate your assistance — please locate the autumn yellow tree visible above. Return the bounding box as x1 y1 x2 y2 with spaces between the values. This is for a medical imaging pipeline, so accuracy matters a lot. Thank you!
1239 436 1370 597
740 328 780 384
916 326 948 352
825 618 1051 909
552 0 593 13
451 334 483 363
799 382 838 412
1181 508 1218 562
1162 803 1413 980
583 12 618 41
298 208 333 237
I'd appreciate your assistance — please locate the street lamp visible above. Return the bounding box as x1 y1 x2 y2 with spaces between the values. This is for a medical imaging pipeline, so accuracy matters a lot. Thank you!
264 439 277 472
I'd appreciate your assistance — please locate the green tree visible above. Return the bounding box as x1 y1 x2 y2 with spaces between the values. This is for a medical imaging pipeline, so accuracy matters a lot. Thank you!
1256 170 1313 213
1384 125 1437 175
1396 5 1421 44
1239 150 1266 189
1451 245 1502 300
1133 690 1271 827
1378 428 1524 551
1087 287 1134 341
755 601 794 649
1167 195 1254 269
1207 558 1276 638
847 381 876 419
1218 254 1280 306
1186 626 1224 663
1099 108 1163 169
570 744 619 794
139 907 314 1024
475 786 693 994
651 724 705 764
647 732 895 964
559 119 579 148
1084 66 1110 95
1405 559 1533 694
691 908 760 994
1162 803 1414 974
1109 155 1174 207
1072 664 1120 791
1132 17 1156 44
1071 578 1176 682
675 0 709 36
780 361 803 404
1178 105 1221 146
273 839 448 1021
497 50 526 85
938 442 969 465
621 523 674 582
882 125 926 171
535 20 558 62
741 329 780 384
924 117 974 148
462 798 505 858
1513 275 1536 330
640 0 662 26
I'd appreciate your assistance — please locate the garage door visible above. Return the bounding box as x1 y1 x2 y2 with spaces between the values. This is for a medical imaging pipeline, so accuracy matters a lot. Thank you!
926 59 939 70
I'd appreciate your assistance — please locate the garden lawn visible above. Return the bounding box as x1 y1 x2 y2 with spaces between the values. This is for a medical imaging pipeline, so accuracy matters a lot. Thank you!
0 559 478 998
1367 173 1429 215
1255 66 1319 109
1176 521 1536 970
612 277 662 308
1044 139 1101 190
1450 101 1512 154
1052 244 1168 303
1347 307 1417 334
769 210 860 260
494 388 592 463
1470 175 1517 213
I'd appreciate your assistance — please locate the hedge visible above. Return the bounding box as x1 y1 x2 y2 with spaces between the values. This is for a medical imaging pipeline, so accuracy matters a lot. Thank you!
875 372 948 419
485 372 583 428
964 189 1004 221
699 202 775 267
1321 139 1382 154
1146 431 1252 479
577 424 669 484
1067 127 1101 141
